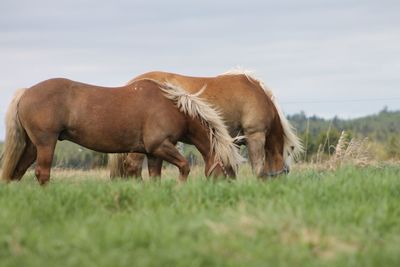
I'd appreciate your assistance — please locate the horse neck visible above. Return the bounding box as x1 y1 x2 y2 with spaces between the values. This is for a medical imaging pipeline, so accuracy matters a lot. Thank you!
185 117 216 169
190 135 222 177
266 108 285 167
185 116 238 178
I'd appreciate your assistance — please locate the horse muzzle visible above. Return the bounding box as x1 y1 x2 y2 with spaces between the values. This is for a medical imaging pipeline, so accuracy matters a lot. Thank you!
265 165 290 177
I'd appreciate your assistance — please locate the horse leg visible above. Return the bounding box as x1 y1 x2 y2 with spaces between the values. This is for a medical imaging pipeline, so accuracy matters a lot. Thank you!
12 139 37 180
151 140 190 182
147 155 163 180
125 153 145 179
245 131 266 178
35 142 56 185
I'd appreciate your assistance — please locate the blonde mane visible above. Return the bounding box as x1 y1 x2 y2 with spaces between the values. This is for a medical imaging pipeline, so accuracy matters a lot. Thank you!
158 81 244 173
222 69 303 166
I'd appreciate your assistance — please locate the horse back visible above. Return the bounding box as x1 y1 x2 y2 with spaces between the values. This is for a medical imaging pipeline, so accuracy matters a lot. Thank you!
17 78 188 153
132 72 273 134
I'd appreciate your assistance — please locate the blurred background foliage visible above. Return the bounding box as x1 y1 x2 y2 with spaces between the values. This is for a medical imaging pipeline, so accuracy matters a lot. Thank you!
1 108 399 169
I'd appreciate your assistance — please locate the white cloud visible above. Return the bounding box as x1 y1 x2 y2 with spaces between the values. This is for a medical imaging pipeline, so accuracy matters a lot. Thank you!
0 0 400 140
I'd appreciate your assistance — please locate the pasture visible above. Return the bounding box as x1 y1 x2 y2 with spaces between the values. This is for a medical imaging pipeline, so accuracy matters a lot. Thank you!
1 165 399 267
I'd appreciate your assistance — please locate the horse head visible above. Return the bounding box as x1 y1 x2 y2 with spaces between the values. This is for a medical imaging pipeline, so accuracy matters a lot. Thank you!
263 95 303 178
205 159 236 179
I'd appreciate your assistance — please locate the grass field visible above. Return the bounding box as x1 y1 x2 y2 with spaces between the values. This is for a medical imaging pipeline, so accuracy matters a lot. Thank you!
0 165 399 267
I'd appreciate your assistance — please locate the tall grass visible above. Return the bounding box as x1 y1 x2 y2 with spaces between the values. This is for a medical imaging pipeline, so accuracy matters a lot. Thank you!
0 166 400 267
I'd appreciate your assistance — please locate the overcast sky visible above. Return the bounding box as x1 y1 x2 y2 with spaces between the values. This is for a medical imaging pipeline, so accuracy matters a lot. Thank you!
1 0 399 140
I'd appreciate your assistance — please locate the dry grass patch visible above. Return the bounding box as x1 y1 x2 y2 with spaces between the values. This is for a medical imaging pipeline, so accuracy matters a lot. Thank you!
295 131 377 172
203 205 360 261
328 131 371 170
280 226 359 260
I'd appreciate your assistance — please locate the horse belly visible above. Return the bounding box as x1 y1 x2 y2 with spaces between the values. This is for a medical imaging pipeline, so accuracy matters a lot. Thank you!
61 128 145 154
63 112 145 154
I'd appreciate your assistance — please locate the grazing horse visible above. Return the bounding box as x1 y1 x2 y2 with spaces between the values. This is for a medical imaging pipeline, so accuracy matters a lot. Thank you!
1 78 243 185
109 70 303 179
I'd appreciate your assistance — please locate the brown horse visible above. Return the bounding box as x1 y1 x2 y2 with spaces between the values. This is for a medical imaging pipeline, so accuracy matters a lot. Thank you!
109 70 303 179
1 78 243 184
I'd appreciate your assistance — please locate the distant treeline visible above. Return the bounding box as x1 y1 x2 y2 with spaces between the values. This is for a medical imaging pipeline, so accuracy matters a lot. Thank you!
288 107 400 160
1 108 399 168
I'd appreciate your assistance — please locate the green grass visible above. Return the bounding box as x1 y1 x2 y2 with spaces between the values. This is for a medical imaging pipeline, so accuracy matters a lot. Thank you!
0 166 400 267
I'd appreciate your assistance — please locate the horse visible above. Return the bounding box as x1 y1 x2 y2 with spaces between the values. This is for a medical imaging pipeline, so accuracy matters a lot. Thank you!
109 70 303 179
1 78 244 185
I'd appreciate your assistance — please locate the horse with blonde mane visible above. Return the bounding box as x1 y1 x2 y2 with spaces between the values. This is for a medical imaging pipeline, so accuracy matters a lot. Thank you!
1 78 243 184
109 70 303 179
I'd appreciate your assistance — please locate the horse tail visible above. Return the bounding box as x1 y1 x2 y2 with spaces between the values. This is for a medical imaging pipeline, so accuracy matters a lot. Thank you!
159 81 245 173
223 68 304 166
108 153 128 178
1 89 28 181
